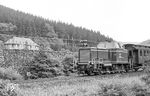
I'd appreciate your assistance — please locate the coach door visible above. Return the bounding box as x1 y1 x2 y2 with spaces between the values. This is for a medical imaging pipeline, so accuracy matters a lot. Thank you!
128 50 133 68
128 49 138 68
133 49 139 64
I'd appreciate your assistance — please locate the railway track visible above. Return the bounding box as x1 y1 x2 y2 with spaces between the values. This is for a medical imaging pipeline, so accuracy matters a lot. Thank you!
12 70 146 85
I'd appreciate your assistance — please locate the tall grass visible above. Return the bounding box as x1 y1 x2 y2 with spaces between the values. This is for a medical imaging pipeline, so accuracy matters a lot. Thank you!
0 79 20 96
0 67 23 80
17 75 150 96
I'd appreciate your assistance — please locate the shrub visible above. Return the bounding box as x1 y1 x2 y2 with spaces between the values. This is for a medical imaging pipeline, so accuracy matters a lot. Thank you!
0 80 18 96
131 84 149 96
141 65 150 84
98 84 127 96
25 52 62 79
143 64 150 73
0 67 23 80
61 55 76 75
50 44 62 51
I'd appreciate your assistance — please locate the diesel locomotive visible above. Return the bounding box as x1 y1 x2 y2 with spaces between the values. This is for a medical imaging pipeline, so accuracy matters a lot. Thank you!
77 41 150 75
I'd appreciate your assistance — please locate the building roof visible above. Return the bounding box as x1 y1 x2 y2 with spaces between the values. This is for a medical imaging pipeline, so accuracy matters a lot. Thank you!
97 41 123 49
5 37 38 46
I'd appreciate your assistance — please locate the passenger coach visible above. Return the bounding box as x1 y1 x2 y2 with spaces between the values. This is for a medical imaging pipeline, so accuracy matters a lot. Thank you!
124 44 150 70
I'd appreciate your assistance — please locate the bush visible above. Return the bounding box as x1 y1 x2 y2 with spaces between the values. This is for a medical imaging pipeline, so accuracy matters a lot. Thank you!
0 80 18 96
62 45 78 52
50 44 62 51
0 67 23 80
61 55 76 75
141 65 150 84
25 52 62 79
144 65 150 74
98 84 127 96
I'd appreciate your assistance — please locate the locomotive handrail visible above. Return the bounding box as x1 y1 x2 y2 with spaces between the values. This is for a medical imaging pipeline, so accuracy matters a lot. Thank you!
91 58 104 64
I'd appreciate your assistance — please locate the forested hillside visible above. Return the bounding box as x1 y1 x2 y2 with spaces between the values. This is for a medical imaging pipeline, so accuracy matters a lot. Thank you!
140 39 150 46
0 5 113 43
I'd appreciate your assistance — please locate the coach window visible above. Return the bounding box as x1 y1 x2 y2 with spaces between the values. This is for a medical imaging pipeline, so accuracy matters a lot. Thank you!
144 50 146 56
140 50 142 56
129 50 132 57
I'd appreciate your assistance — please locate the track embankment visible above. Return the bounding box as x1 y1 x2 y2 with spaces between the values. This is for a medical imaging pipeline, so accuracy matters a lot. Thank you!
12 71 146 85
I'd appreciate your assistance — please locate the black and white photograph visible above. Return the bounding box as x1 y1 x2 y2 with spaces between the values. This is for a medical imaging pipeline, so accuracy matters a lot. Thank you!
0 0 150 96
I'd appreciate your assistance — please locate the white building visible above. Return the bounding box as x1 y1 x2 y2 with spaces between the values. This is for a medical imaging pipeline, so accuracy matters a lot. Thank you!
4 37 39 50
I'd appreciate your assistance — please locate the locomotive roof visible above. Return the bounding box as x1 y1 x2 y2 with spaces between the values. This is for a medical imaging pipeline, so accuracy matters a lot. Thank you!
97 41 123 49
80 46 126 50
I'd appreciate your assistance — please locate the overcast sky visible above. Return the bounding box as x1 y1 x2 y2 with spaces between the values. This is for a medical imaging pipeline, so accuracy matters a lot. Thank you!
0 0 150 43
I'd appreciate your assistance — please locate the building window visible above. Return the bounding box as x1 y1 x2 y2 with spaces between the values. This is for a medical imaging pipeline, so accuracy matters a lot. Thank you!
29 45 32 49
12 44 15 48
17 44 19 48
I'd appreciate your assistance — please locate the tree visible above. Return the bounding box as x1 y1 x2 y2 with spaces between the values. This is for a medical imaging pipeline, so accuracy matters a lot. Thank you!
25 52 62 79
0 5 113 45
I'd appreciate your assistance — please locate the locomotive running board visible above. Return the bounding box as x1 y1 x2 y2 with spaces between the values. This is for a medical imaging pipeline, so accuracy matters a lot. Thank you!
77 62 89 65
104 63 112 66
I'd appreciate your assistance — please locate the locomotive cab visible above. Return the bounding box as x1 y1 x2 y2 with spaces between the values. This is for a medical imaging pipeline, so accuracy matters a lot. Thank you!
77 47 109 74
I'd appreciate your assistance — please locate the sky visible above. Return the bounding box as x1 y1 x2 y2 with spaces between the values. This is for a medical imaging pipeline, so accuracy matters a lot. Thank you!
0 0 150 43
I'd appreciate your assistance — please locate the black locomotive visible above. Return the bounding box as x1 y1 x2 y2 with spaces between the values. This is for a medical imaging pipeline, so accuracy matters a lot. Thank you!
77 41 150 75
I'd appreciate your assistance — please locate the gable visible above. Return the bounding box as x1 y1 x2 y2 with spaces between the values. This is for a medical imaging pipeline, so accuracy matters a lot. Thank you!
5 37 38 46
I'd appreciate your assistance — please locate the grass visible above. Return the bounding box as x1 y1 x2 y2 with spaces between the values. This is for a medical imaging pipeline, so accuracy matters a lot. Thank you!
15 74 150 96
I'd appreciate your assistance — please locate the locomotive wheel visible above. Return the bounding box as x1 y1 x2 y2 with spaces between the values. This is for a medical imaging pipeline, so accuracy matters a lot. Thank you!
124 64 130 72
93 72 100 75
85 70 93 76
134 67 140 72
